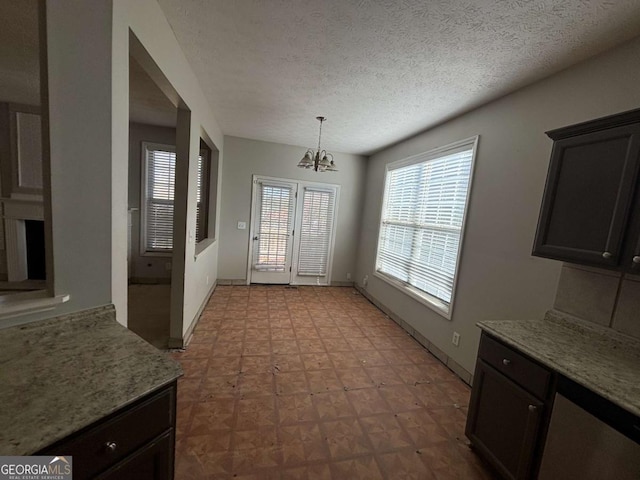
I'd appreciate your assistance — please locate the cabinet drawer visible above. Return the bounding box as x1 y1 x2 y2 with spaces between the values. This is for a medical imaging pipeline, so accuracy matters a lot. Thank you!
96 431 173 480
479 334 551 399
42 385 175 480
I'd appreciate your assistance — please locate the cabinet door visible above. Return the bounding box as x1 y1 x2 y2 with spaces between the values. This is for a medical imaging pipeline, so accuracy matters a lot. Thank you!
622 188 640 272
466 360 544 480
97 431 173 480
533 124 640 267
39 385 174 479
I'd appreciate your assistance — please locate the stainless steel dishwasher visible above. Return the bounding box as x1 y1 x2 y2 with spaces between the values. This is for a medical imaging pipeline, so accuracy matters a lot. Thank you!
538 377 640 480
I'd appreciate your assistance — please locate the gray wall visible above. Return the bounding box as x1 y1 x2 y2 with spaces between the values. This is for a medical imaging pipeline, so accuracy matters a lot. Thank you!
128 122 175 282
4 0 224 338
114 0 224 337
554 265 640 339
356 35 640 377
218 136 367 284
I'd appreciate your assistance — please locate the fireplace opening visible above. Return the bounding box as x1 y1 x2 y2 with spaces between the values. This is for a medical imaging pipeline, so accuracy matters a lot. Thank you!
25 220 46 280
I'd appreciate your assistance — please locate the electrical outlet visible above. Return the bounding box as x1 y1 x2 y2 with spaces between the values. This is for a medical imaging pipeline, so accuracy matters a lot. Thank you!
206 275 210 285
363 275 369 286
346 272 351 280
165 262 172 271
452 332 460 347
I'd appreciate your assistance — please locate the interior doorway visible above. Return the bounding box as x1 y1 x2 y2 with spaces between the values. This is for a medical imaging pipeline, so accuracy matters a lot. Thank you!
248 175 339 286
127 49 179 349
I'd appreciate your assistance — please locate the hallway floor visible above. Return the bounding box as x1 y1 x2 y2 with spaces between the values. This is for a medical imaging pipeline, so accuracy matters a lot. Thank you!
171 285 494 479
128 284 171 349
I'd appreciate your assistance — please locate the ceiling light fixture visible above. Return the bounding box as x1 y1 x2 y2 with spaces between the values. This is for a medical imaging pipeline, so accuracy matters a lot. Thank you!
297 116 338 172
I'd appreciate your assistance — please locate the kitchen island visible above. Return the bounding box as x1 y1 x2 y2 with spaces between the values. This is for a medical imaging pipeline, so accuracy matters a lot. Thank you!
0 305 182 479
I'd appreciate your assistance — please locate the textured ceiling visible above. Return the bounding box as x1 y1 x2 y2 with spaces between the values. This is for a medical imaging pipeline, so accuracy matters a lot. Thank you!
157 0 640 155
0 0 177 127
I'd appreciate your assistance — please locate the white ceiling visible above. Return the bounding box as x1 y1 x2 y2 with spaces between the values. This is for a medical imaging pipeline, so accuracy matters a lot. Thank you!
157 0 640 155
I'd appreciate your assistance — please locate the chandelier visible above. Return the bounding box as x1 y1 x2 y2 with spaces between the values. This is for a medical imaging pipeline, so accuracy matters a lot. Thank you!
297 116 338 172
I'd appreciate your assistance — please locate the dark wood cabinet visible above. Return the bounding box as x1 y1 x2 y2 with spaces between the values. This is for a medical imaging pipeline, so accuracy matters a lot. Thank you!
466 334 554 480
97 431 173 480
533 108 640 271
38 382 177 480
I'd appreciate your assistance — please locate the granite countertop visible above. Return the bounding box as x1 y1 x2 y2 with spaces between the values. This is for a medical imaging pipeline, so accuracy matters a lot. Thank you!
0 305 183 455
478 310 640 417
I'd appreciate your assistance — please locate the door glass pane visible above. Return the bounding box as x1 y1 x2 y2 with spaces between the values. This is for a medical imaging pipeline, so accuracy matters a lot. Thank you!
255 183 293 271
297 187 335 276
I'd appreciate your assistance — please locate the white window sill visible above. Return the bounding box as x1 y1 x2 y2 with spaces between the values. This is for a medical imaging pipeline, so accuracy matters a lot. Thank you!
0 291 71 321
140 250 172 258
373 271 452 320
195 238 216 258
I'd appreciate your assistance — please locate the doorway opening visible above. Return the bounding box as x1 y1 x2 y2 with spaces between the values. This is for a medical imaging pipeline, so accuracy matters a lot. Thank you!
127 44 180 349
248 175 339 286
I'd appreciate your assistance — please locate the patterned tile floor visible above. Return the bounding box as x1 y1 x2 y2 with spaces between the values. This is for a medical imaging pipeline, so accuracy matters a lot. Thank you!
171 285 495 479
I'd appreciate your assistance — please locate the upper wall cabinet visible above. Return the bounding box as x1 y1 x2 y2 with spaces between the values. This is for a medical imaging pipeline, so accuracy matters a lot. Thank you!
533 109 640 272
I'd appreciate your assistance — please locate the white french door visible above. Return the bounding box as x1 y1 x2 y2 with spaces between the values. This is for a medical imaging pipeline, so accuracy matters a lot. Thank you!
249 176 339 285
250 178 298 284
290 186 337 285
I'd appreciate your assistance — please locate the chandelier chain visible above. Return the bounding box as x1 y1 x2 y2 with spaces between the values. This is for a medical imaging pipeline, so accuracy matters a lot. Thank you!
317 117 324 152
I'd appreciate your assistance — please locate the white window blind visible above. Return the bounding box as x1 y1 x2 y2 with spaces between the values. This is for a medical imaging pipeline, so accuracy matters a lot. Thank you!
196 149 209 243
144 144 176 252
255 183 293 271
376 140 476 313
297 187 336 276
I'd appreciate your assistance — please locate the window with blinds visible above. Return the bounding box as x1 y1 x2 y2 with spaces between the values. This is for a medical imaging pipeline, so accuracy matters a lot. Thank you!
142 142 213 254
375 137 477 317
196 142 211 243
297 187 336 276
142 143 176 253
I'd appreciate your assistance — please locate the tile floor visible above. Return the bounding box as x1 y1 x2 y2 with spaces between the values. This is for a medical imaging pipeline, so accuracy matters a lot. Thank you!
171 285 495 479
128 284 171 349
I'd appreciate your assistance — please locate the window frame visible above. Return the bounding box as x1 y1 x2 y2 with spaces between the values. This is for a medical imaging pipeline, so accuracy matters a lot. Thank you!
140 141 176 257
195 141 211 245
373 136 479 319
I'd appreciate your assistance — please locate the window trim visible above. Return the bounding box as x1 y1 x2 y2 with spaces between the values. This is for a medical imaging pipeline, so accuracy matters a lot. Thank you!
194 136 219 259
373 136 479 320
140 141 176 258
196 143 211 245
